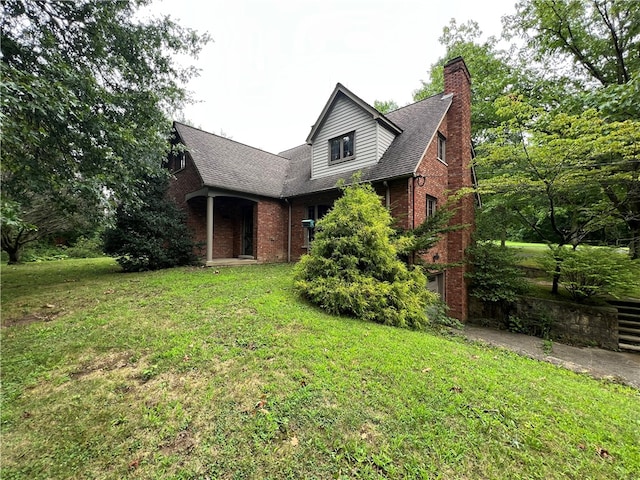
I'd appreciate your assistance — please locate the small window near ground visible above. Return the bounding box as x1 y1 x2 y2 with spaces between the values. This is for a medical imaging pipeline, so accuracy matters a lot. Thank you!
427 272 445 297
329 132 355 164
437 133 446 163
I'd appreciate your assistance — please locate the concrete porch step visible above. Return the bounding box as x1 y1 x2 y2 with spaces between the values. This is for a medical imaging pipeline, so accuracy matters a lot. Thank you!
206 258 258 267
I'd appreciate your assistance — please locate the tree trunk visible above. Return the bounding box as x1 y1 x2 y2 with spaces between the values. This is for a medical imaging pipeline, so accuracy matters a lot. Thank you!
551 258 561 295
6 246 22 264
629 220 639 260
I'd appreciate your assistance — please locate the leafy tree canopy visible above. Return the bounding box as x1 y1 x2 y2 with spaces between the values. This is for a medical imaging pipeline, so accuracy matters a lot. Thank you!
504 0 640 120
1 0 210 206
413 19 515 138
373 99 399 114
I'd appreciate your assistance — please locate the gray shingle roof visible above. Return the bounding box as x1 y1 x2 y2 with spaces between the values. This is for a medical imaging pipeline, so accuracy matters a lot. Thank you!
280 93 452 197
174 92 451 200
173 122 290 198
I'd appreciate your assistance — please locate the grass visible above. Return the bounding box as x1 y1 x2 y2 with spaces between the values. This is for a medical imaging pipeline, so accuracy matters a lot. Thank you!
2 258 639 479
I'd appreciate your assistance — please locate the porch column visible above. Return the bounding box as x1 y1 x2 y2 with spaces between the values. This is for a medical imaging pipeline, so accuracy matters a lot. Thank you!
207 196 214 262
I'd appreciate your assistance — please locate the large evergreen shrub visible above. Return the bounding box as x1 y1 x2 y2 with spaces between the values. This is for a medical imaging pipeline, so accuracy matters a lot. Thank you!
103 174 196 272
294 182 437 329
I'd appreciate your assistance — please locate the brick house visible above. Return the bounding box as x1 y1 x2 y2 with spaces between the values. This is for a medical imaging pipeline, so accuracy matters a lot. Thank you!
167 57 475 320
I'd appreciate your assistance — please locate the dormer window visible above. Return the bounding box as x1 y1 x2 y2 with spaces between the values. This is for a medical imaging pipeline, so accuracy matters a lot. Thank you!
329 131 355 164
167 151 186 172
437 133 446 163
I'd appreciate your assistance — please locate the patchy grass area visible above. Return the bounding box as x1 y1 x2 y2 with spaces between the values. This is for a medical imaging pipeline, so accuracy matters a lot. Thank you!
2 259 639 479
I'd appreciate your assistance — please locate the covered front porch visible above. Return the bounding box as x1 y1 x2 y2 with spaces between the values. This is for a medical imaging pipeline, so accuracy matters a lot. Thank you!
184 187 288 265
186 188 257 264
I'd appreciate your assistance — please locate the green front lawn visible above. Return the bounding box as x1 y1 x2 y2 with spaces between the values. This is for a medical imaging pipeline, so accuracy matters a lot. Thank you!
2 259 639 479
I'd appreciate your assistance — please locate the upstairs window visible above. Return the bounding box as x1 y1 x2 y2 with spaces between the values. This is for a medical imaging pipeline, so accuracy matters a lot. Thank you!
329 131 355 164
426 195 437 218
167 151 186 172
437 133 446 163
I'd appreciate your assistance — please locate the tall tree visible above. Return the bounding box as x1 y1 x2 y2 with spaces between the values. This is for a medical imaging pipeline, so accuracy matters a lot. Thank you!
505 0 639 88
1 0 210 259
504 0 640 257
480 95 639 290
413 20 516 139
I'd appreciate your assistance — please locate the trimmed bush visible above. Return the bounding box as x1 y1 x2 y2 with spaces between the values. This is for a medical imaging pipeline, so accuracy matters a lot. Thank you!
294 182 437 329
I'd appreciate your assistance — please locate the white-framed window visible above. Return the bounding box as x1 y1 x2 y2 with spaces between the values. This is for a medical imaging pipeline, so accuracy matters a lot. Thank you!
427 272 445 297
426 195 437 218
329 131 355 164
304 204 331 247
437 133 446 163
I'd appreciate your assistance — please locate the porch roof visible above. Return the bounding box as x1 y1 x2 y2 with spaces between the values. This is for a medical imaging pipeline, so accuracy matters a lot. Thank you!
174 122 290 199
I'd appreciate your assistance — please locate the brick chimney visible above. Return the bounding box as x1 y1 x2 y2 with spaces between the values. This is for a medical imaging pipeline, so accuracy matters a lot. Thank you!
443 56 474 321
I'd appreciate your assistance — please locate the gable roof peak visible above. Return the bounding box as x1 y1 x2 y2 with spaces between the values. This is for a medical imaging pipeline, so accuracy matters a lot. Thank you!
305 83 402 144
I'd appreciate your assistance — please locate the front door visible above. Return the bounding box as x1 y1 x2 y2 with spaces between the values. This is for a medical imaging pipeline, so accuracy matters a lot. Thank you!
242 206 254 257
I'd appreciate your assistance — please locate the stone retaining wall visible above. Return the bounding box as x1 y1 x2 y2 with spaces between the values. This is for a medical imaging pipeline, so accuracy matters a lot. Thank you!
469 296 618 350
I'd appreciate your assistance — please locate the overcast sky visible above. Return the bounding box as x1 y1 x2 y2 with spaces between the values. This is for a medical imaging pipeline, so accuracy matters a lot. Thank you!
147 0 517 154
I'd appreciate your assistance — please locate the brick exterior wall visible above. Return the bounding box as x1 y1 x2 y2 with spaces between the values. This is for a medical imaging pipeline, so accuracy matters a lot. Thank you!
166 153 207 257
166 152 288 263
255 199 288 263
289 191 341 260
412 133 450 266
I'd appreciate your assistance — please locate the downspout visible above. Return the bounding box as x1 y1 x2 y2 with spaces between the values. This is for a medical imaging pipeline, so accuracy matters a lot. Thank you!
383 181 390 209
286 198 291 263
411 176 415 230
411 176 416 265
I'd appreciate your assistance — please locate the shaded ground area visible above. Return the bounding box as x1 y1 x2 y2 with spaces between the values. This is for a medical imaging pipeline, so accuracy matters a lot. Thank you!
465 325 640 389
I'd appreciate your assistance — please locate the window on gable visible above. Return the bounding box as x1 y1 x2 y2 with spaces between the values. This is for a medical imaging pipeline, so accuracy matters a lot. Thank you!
426 195 437 218
329 131 355 164
176 152 186 170
167 151 186 172
437 133 446 163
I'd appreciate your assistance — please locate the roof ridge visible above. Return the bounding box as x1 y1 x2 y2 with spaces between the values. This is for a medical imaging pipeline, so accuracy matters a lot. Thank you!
278 143 308 156
385 91 447 114
173 121 290 161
